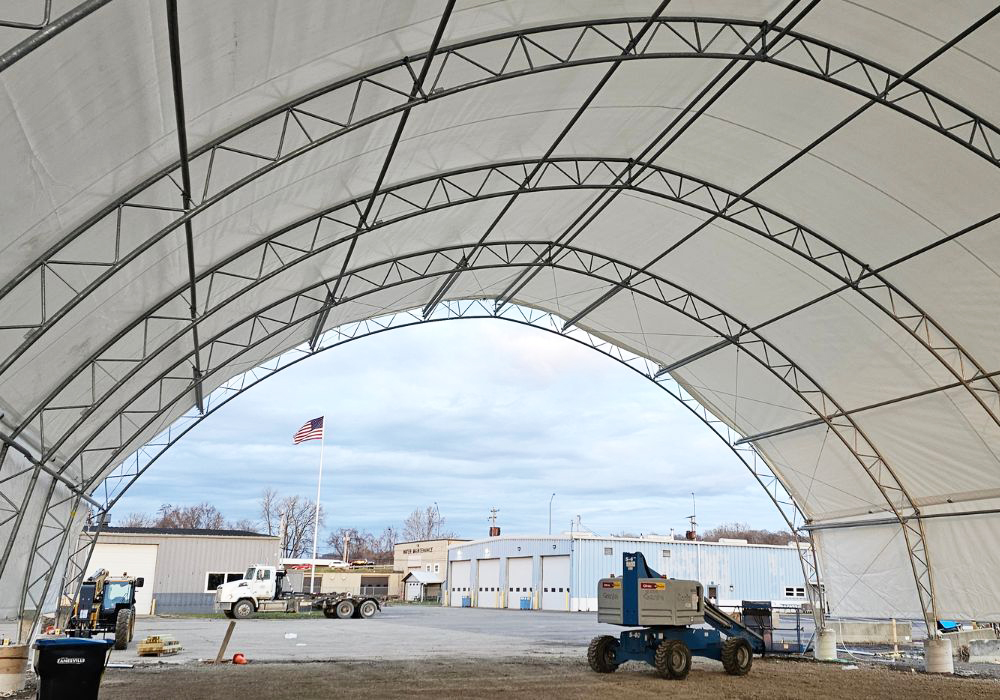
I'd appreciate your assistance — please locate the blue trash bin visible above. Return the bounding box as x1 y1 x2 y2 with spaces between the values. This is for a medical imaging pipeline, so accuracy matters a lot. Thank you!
33 638 114 700
519 597 531 610
461 596 471 607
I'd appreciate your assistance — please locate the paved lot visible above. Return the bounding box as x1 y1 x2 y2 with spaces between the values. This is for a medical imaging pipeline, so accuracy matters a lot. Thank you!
108 606 625 664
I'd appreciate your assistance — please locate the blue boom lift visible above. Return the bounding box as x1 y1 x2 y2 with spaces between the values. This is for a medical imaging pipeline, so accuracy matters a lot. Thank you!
588 551 765 680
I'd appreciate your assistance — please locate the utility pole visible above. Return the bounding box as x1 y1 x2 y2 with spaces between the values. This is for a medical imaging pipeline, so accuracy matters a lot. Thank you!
686 492 697 540
488 507 500 536
433 501 441 538
344 533 351 563
548 493 555 535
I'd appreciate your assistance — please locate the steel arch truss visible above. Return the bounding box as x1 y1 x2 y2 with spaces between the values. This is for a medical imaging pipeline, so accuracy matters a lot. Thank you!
4 14 1000 378
14 157 1000 471
5 238 935 632
45 299 823 631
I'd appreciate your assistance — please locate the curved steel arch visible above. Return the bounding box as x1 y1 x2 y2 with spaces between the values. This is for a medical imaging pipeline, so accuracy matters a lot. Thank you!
3 14 999 377
6 238 939 634
18 157 1000 476
39 300 826 641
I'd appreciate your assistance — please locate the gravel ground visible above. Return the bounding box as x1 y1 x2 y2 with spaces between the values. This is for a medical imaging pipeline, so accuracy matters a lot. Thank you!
93 656 1000 699
5 607 1000 698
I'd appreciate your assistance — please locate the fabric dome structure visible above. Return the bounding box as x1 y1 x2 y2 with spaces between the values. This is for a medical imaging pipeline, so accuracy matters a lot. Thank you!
1 0 999 659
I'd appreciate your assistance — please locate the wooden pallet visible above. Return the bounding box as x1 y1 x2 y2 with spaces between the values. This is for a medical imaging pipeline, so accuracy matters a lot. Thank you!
137 635 183 656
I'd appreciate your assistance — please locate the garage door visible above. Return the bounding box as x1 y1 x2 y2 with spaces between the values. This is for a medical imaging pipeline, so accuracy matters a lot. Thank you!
506 557 533 609
476 559 500 608
90 543 158 615
449 560 471 607
541 555 569 611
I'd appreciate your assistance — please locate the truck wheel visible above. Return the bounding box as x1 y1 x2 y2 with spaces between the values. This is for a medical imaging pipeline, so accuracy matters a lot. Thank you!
334 600 355 619
721 637 753 676
587 635 619 673
655 639 691 680
114 609 131 650
232 599 255 619
322 608 337 619
358 600 378 619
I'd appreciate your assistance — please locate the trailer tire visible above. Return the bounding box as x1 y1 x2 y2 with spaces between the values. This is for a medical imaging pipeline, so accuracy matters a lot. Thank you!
232 599 255 619
323 608 337 619
655 639 691 680
721 637 753 676
114 609 131 650
587 635 619 673
334 600 355 619
358 600 378 619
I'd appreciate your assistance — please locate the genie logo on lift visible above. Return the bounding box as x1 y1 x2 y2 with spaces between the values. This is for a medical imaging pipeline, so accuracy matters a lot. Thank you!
601 581 621 589
640 582 666 590
56 657 86 665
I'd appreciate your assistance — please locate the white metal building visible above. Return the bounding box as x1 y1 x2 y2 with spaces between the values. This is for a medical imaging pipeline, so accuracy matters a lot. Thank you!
447 535 806 612
82 526 280 613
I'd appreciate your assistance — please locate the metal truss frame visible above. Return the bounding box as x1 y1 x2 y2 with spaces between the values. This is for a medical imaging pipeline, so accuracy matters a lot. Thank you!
44 299 825 632
4 13 1000 381
12 157 1000 470
0 0 111 71
5 237 935 633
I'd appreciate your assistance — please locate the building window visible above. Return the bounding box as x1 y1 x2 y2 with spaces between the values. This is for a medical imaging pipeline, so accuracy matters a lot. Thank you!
662 549 671 558
708 585 718 600
604 547 613 555
784 586 806 598
434 563 440 573
304 575 322 593
206 572 244 591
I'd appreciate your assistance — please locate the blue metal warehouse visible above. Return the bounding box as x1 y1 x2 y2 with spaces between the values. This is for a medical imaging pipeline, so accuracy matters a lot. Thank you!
446 535 808 612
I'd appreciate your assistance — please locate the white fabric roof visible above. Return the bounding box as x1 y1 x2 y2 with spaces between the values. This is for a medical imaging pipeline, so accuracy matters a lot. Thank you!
1 1 999 623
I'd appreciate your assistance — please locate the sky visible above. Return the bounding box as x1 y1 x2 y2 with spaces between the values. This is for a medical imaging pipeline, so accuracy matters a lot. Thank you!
112 319 788 544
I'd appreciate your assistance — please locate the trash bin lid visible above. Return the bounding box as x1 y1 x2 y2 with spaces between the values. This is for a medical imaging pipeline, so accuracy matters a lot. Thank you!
33 638 114 649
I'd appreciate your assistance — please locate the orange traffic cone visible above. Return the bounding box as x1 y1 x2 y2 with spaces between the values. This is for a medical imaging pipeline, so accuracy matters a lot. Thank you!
232 653 247 665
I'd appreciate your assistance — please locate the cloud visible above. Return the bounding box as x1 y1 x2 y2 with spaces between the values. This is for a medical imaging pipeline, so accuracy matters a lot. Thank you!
113 320 791 538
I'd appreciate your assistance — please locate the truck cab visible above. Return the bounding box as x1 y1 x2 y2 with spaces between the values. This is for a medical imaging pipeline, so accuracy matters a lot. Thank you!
215 565 286 618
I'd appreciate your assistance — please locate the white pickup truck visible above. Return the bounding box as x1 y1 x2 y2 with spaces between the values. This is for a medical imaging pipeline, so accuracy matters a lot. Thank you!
214 564 381 620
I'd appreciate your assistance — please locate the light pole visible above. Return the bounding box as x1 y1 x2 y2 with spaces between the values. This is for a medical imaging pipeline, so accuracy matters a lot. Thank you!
433 501 441 538
548 493 555 535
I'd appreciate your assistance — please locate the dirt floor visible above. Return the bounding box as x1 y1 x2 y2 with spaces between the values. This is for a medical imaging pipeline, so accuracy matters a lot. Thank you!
90 656 1000 700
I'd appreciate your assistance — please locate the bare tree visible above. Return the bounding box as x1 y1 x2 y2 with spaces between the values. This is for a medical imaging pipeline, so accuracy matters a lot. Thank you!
155 502 226 529
258 488 280 536
228 518 258 532
402 505 453 541
701 522 793 545
118 512 155 527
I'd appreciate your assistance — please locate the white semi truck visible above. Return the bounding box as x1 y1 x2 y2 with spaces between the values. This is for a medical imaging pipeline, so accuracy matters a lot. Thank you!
214 564 381 620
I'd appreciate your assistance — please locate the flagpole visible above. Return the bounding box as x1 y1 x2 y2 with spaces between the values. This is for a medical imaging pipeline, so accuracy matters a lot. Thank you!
310 421 325 594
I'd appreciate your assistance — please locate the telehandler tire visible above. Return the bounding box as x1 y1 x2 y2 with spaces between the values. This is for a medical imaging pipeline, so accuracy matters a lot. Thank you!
114 608 131 650
721 637 753 676
655 639 691 680
587 635 619 673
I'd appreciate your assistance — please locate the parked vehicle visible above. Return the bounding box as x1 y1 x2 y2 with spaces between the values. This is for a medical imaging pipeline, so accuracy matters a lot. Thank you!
214 565 380 619
66 569 144 650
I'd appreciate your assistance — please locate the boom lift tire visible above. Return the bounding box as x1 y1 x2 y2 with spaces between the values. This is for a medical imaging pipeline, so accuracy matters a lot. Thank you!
655 639 691 680
358 600 378 619
334 600 355 619
114 609 132 650
232 599 255 619
721 637 753 676
587 635 620 673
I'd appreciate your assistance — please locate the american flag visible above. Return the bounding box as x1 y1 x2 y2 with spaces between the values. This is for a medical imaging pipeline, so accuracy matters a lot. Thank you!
293 416 324 444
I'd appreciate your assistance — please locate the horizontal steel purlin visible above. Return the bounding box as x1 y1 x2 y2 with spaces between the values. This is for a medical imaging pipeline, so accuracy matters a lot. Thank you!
3 14 999 380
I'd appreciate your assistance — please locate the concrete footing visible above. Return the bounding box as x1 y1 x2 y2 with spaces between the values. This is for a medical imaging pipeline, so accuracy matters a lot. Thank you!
924 637 954 674
815 628 837 660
